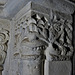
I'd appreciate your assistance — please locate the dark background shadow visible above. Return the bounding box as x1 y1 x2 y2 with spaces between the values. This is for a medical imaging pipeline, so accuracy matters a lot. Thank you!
72 11 75 75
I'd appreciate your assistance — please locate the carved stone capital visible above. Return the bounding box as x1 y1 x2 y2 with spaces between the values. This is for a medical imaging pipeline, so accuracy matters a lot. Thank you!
13 1 74 62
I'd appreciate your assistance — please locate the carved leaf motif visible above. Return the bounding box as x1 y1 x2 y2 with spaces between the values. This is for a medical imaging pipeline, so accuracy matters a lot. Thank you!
49 18 73 61
14 13 73 61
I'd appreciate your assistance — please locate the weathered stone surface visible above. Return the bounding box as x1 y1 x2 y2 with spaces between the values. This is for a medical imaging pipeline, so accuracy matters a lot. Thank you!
0 0 74 75
4 1 73 75
48 61 72 75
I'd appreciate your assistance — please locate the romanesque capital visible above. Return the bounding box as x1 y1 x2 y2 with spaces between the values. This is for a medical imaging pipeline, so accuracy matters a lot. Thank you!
13 1 74 62
10 1 74 75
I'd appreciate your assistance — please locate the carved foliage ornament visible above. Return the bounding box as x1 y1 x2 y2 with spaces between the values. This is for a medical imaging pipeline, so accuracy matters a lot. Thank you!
49 16 73 61
15 13 73 61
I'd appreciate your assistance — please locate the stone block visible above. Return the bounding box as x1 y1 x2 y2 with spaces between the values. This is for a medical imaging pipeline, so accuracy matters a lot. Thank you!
48 61 72 75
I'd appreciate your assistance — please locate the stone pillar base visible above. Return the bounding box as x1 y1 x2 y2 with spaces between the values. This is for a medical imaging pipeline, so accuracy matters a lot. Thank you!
48 61 72 75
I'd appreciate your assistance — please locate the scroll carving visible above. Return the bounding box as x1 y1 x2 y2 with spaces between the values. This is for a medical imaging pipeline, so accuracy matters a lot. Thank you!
0 28 9 66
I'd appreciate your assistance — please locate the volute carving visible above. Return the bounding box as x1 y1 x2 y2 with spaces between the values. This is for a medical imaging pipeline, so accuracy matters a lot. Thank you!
0 28 9 66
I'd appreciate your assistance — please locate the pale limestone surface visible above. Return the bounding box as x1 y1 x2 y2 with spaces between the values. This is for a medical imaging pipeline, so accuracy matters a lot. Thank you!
48 61 71 75
0 0 74 75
